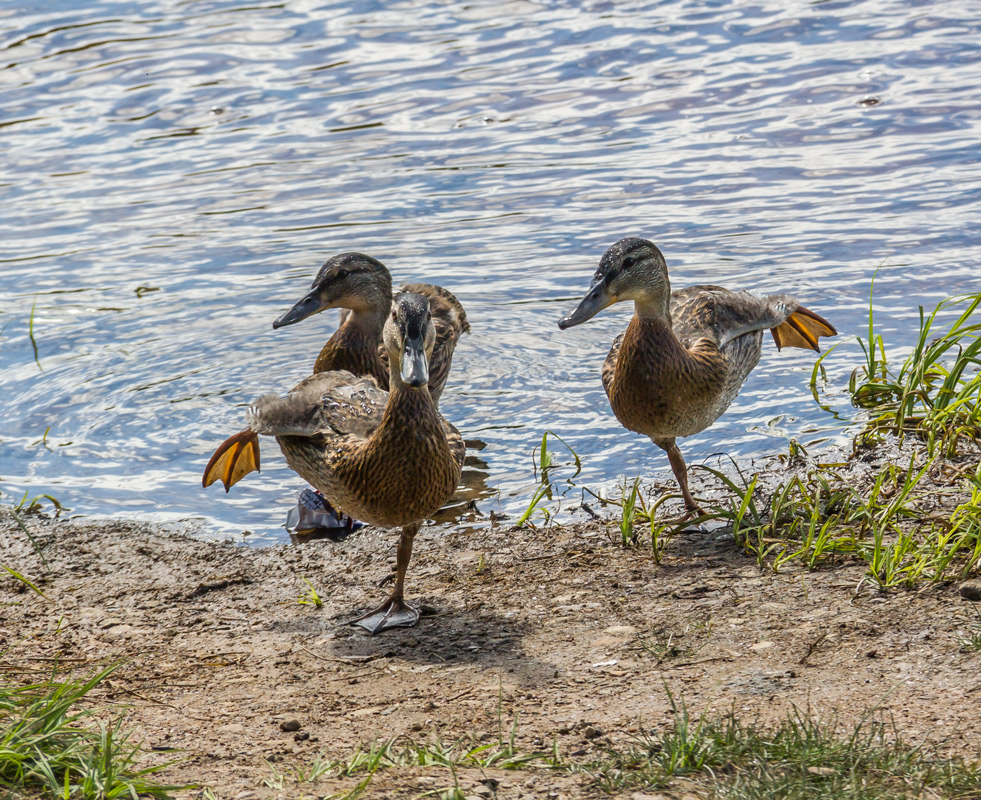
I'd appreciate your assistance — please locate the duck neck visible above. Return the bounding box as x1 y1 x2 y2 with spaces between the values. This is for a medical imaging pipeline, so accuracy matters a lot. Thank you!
314 306 387 376
340 306 388 343
633 297 671 324
380 369 442 435
631 267 671 323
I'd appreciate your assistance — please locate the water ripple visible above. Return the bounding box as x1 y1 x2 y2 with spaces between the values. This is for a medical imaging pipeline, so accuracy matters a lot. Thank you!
1 0 979 542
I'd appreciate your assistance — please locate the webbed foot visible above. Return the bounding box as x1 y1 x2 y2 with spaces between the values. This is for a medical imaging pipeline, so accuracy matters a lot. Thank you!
350 597 420 634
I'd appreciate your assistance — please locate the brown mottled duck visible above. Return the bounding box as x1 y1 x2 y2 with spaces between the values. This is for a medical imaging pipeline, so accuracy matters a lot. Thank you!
272 252 470 406
559 237 837 513
202 252 468 532
206 292 464 633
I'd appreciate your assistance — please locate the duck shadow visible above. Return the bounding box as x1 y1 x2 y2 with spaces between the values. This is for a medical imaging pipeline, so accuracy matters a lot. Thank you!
273 601 555 683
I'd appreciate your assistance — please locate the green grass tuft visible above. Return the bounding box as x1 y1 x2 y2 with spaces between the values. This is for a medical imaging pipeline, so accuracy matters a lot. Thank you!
275 694 981 799
0 663 183 798
297 577 324 608
697 452 981 589
567 691 981 798
849 289 981 456
516 431 581 529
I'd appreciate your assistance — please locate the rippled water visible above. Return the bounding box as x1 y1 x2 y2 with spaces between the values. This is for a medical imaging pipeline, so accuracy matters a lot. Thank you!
2 0 980 543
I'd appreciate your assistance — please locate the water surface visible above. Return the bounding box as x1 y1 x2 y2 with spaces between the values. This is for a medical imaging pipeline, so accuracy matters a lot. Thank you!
2 0 980 542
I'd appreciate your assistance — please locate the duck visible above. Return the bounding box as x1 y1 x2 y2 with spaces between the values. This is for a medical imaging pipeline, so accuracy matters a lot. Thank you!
202 252 469 530
558 237 837 513
272 252 470 407
206 292 464 633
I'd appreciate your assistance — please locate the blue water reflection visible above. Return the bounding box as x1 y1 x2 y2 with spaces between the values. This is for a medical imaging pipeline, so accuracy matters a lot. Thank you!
1 0 979 542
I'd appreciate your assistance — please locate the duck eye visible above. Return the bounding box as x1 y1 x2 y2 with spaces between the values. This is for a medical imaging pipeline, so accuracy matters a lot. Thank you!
335 269 349 279
621 256 637 270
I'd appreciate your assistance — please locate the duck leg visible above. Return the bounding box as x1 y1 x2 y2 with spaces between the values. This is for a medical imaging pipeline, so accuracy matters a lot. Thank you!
656 438 702 514
351 522 422 634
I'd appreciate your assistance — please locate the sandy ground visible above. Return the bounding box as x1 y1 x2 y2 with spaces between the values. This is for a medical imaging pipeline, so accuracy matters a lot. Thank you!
3 451 981 799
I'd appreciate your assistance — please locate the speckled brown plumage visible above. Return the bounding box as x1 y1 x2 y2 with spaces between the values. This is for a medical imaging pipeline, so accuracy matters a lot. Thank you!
263 371 463 527
561 237 837 512
604 316 731 441
277 253 469 406
312 318 390 386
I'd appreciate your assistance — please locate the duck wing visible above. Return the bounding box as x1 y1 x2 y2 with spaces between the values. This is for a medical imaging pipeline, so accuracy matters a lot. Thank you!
602 332 625 398
670 286 835 352
400 283 469 404
248 372 387 441
441 417 466 469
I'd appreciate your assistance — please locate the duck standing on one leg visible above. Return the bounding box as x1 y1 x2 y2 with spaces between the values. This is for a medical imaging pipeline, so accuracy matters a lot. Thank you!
202 252 468 535
205 292 464 633
558 237 837 513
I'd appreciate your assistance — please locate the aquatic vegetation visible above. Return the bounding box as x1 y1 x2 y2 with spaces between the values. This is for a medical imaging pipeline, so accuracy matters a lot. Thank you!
850 286 981 456
515 430 581 529
28 297 41 370
12 489 64 516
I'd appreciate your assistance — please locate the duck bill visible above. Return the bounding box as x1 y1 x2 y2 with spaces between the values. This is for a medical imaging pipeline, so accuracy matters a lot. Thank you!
558 282 616 329
273 288 324 329
400 337 429 387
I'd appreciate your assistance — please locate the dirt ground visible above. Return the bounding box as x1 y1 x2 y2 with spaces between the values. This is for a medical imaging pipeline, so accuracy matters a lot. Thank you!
3 454 981 799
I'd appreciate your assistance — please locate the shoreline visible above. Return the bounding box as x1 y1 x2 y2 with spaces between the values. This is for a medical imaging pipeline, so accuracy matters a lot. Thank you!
3 437 981 798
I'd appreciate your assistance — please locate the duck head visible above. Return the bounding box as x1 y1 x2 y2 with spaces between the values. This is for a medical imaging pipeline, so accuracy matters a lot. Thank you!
273 252 393 328
558 238 670 329
384 292 435 388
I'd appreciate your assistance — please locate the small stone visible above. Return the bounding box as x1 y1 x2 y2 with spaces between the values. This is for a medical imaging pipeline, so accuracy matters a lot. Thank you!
583 725 603 740
603 625 638 636
960 581 981 601
294 731 310 742
279 719 301 732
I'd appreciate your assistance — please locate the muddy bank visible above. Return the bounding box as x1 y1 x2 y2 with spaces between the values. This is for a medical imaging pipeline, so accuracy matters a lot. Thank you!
2 446 981 798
